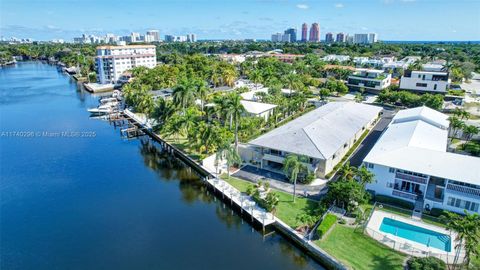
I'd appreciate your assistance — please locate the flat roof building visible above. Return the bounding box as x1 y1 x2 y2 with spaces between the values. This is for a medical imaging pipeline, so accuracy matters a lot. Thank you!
95 45 156 84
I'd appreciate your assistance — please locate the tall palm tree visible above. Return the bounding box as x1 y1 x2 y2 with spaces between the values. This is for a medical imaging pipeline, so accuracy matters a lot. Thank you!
226 93 245 152
284 73 301 96
283 154 307 202
463 125 479 145
249 69 262 89
195 80 209 112
222 68 237 87
338 161 357 181
442 211 480 268
173 81 195 113
449 116 465 141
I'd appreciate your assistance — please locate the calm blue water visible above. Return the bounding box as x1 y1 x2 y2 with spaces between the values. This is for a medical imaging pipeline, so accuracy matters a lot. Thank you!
0 62 324 270
380 218 451 252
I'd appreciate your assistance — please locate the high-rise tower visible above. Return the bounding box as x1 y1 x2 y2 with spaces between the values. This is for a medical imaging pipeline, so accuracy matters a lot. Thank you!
301 23 308 42
309 23 320 42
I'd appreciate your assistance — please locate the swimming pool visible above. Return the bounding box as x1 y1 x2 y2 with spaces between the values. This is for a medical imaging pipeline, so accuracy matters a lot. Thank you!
379 217 451 252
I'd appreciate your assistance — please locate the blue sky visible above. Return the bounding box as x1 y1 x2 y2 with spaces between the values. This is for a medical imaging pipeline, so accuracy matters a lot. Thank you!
1 0 479 41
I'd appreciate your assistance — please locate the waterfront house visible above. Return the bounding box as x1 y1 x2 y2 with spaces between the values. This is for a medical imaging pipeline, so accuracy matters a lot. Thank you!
364 106 480 214
347 69 392 94
243 102 382 178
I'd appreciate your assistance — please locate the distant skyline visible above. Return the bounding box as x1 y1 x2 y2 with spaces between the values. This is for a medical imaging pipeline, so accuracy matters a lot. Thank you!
1 0 479 41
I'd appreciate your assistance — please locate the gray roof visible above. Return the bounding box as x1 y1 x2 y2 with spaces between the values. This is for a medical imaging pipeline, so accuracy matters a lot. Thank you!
249 102 382 160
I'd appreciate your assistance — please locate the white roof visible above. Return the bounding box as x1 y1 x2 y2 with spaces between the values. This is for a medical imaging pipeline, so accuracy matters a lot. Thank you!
241 100 277 115
364 106 480 185
250 102 382 160
240 88 269 100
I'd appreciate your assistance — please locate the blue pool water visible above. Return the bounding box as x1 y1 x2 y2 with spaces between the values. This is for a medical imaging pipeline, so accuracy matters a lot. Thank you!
379 218 451 252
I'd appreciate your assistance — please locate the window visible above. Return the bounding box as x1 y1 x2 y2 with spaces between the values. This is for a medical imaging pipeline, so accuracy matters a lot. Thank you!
434 84 437 90
344 143 348 148
389 168 395 173
447 197 455 206
368 163 374 169
416 83 428 87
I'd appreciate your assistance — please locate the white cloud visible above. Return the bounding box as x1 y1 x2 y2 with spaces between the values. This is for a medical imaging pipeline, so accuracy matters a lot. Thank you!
335 3 344 8
296 4 309 9
361 26 368 31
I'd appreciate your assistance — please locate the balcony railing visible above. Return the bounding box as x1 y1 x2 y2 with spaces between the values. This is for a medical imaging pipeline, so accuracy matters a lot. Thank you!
395 172 427 184
446 183 480 198
392 189 418 200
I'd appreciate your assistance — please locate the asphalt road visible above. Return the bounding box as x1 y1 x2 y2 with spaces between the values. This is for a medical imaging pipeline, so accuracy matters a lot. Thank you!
348 108 395 167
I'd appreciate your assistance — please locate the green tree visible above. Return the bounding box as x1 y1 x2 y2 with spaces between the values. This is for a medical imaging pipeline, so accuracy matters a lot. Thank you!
463 125 479 145
356 165 375 187
338 161 357 181
449 116 465 140
173 80 196 113
442 211 480 267
283 154 308 202
226 93 245 152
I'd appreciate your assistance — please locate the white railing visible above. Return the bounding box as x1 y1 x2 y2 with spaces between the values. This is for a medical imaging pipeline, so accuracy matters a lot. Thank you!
395 172 427 184
392 189 418 200
446 183 480 198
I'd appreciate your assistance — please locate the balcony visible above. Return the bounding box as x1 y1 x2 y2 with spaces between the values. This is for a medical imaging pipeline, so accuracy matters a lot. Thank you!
446 183 480 198
395 172 427 184
392 189 418 200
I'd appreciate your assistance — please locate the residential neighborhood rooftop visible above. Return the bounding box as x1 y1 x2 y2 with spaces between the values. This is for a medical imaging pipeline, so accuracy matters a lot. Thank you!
364 106 480 185
249 102 382 160
240 100 277 115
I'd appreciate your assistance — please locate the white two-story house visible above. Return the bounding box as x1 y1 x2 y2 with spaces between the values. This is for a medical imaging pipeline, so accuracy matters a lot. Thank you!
399 70 450 94
347 69 392 94
364 106 480 214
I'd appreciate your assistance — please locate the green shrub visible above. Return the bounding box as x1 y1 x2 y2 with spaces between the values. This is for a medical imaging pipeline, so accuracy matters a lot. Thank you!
246 185 256 196
464 141 480 156
317 214 337 239
338 218 347 225
375 195 414 210
407 256 446 270
427 208 445 217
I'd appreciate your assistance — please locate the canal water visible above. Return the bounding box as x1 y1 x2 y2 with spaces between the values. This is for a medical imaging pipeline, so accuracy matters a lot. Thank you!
0 62 325 270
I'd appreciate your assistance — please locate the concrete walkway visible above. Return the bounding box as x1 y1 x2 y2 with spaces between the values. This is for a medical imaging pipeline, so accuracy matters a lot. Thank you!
232 165 326 200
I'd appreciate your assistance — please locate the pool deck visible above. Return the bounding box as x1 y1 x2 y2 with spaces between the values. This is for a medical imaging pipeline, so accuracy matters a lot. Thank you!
366 210 464 263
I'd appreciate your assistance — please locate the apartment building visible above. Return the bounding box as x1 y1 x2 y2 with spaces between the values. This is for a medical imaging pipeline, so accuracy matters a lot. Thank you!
96 45 157 84
364 107 480 215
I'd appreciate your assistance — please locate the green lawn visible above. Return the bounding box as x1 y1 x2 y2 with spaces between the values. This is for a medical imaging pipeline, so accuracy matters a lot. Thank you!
222 175 319 228
315 225 406 270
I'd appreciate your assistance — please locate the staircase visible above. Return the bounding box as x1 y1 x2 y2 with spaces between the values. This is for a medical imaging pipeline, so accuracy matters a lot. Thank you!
412 198 424 220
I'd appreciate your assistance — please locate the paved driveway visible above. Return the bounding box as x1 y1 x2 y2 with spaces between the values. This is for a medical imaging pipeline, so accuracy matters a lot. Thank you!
348 108 395 167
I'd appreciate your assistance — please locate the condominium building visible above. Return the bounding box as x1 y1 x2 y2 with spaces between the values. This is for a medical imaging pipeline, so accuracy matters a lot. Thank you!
284 28 297 42
354 33 369 44
364 107 480 215
146 30 160 42
347 69 392 93
244 102 382 178
309 23 320 42
301 23 308 42
325 32 334 43
368 33 378 43
399 70 450 94
95 45 157 84
336 32 346 43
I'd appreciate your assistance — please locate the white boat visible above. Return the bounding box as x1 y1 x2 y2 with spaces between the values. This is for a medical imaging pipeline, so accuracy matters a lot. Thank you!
99 97 119 104
87 107 114 115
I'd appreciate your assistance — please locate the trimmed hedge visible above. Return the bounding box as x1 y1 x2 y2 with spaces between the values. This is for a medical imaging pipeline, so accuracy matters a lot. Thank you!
317 214 337 239
407 256 446 270
375 195 414 210
427 208 445 217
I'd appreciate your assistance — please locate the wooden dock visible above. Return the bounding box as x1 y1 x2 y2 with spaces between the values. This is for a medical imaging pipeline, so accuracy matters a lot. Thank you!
120 109 276 227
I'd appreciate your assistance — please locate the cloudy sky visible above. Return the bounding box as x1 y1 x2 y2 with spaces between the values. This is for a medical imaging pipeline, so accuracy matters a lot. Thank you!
1 0 479 41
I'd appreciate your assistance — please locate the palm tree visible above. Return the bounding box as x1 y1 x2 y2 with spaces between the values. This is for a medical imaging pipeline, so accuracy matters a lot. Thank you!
173 81 195 113
463 125 479 145
338 161 357 181
284 73 301 96
283 154 307 202
249 69 262 89
216 144 241 178
195 80 209 112
453 108 470 120
442 211 480 268
227 93 245 152
177 107 200 137
222 68 237 87
449 116 465 141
